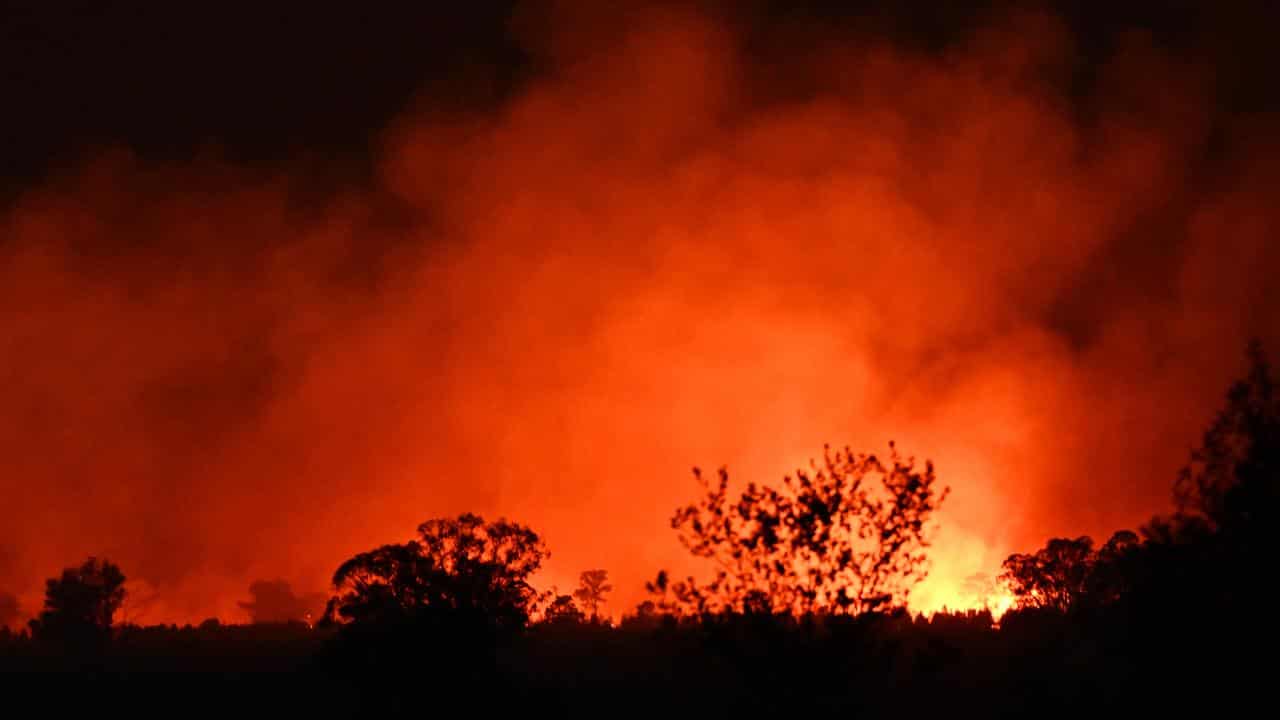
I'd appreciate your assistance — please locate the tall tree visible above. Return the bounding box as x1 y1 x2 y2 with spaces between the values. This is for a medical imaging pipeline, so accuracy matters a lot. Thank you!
1000 531 1143 612
1133 343 1280 613
323 513 548 631
652 442 948 615
29 557 126 642
1000 537 1095 612
572 569 612 620
1175 341 1279 540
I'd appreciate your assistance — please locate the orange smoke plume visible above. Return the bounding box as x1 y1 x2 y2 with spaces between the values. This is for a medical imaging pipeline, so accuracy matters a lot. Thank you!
2 4 1277 625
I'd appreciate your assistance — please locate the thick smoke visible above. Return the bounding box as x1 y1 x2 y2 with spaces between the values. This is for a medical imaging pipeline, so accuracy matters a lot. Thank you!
2 5 1277 623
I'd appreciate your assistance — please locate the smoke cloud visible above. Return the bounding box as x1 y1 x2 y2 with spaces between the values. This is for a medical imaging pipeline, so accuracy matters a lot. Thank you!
2 4 1277 622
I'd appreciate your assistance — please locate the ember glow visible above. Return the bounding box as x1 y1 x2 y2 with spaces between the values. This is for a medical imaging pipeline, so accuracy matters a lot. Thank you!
2 3 1277 626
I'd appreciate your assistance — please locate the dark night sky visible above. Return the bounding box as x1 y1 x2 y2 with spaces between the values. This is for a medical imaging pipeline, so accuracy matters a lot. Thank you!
3 1 1277 199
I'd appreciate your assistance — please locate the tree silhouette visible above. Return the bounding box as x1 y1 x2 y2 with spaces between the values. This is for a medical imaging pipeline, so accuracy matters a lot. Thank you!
29 557 125 643
1086 529 1141 604
1000 530 1143 612
997 345 1280 619
1174 341 1278 540
620 599 664 630
542 594 586 625
239 579 326 624
652 442 948 615
1125 343 1280 618
1000 536 1095 611
323 513 548 632
572 569 612 620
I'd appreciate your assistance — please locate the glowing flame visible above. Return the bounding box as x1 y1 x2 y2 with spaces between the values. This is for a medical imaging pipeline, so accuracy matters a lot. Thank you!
987 591 1015 622
909 583 1014 625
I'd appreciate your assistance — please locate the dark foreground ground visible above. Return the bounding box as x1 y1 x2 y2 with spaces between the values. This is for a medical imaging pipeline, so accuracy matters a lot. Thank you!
0 606 1265 716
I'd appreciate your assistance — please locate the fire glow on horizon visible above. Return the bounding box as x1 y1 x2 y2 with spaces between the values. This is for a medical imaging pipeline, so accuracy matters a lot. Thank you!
2 5 1278 626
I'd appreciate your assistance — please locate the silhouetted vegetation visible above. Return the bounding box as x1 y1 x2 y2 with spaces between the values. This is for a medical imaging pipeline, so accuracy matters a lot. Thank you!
238 579 325 624
649 442 948 615
1 346 1273 714
1000 531 1141 611
541 594 586 625
321 513 546 630
572 569 612 620
28 557 125 652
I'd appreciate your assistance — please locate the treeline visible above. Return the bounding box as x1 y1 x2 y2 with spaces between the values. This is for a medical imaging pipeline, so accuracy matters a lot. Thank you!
0 344 1274 714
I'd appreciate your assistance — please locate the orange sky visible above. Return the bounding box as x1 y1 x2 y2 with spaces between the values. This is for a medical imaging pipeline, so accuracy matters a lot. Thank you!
2 5 1278 625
